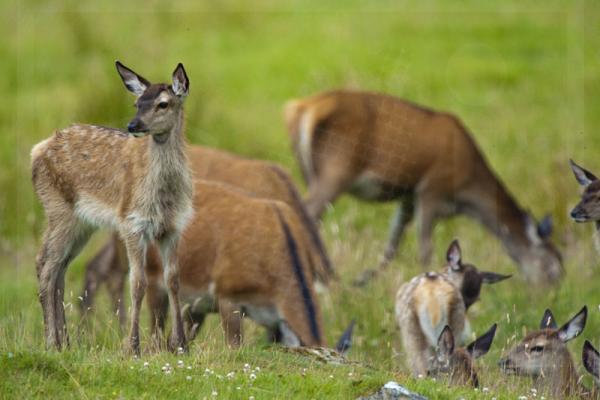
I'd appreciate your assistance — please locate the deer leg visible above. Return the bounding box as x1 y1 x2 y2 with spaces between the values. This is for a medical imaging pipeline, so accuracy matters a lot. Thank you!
79 239 116 316
146 282 168 346
304 173 350 220
123 235 147 356
106 251 128 330
219 300 242 348
416 192 441 267
158 234 186 353
382 196 415 266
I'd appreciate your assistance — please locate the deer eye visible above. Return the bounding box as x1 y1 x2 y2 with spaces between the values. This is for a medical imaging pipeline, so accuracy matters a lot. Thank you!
158 101 168 109
529 345 544 353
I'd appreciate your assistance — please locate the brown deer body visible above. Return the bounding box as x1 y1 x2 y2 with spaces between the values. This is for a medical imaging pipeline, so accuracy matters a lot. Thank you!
146 180 326 348
429 323 497 387
499 307 589 398
79 145 332 325
284 90 562 286
31 62 193 354
395 240 508 377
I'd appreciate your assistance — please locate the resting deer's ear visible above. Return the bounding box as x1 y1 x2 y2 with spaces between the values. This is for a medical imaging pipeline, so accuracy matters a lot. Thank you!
446 240 461 271
557 306 587 343
583 340 600 378
540 309 557 329
480 271 511 285
466 323 497 359
437 325 455 357
115 61 150 97
172 63 189 97
570 159 597 187
537 215 553 239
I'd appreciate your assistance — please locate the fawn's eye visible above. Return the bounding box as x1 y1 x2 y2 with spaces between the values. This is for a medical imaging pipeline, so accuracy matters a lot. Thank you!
529 345 544 353
158 101 168 109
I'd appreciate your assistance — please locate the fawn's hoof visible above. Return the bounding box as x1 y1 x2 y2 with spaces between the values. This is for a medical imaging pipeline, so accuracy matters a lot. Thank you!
167 336 187 354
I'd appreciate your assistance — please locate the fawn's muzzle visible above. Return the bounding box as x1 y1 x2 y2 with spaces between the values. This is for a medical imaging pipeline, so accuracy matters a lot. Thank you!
570 206 587 222
127 119 148 135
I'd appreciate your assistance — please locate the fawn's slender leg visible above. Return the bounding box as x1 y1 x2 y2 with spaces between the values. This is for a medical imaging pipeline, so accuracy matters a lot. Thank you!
123 235 147 356
158 234 186 352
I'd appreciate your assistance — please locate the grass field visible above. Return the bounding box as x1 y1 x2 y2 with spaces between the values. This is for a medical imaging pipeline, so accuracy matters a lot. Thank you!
2 0 600 398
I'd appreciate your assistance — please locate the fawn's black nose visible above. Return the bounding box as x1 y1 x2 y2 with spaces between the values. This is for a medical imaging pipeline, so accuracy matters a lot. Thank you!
127 120 139 133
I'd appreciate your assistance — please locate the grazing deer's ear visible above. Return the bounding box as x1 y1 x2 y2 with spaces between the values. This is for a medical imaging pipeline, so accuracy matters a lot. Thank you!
480 271 511 285
437 325 455 356
557 306 587 342
583 340 600 378
115 61 150 97
537 215 553 239
172 63 189 97
540 309 557 329
570 159 597 187
525 215 542 246
446 240 461 270
466 323 497 359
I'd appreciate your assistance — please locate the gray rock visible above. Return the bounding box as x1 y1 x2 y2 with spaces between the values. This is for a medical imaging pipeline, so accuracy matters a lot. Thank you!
357 381 428 400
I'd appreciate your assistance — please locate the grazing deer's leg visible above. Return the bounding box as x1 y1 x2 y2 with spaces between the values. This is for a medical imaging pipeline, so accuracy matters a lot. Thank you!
219 300 242 347
416 191 441 267
146 283 168 349
123 236 147 355
186 310 206 342
80 240 115 316
106 255 128 329
158 234 186 352
304 173 350 220
382 196 415 267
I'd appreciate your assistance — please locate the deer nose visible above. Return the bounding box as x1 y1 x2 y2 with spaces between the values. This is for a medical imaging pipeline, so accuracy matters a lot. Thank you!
127 120 140 133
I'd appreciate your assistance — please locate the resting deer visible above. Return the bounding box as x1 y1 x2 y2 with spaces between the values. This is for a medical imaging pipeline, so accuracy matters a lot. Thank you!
583 340 600 389
31 62 193 354
395 240 508 377
79 146 333 326
499 306 589 398
284 90 562 286
570 159 600 253
429 323 497 387
146 180 328 348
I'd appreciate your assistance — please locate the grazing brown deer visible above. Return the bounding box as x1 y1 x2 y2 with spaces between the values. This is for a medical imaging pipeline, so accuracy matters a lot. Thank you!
583 340 600 389
499 306 589 398
79 146 333 326
146 180 327 348
570 160 600 254
395 240 507 377
31 62 193 354
429 323 497 387
284 90 562 286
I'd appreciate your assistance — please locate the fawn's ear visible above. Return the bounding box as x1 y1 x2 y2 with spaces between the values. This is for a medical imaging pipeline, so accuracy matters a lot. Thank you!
540 309 558 329
480 271 511 285
583 340 600 378
557 306 587 343
437 325 455 357
115 61 150 97
466 323 497 359
446 240 462 271
570 159 597 187
172 63 189 97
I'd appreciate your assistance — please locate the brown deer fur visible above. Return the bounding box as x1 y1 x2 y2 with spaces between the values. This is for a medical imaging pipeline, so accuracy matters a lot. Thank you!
146 180 326 348
499 307 589 398
31 62 193 354
284 90 562 286
79 145 333 332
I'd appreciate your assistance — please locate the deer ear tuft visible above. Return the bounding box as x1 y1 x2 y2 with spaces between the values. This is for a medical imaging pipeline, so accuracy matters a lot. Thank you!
557 306 587 342
115 61 150 97
446 240 461 270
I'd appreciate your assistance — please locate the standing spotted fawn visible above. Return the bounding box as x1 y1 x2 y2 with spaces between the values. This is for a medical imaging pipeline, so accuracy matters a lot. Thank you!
570 159 600 254
31 62 193 354
499 307 590 398
429 323 497 387
285 90 563 286
395 240 508 377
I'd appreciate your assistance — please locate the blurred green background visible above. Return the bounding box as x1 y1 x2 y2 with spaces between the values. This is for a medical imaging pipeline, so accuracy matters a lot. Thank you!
1 1 600 398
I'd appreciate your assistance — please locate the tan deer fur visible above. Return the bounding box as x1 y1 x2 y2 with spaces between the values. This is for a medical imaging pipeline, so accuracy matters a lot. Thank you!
499 307 589 398
79 145 333 327
145 179 326 348
395 240 507 377
284 90 562 286
31 62 193 354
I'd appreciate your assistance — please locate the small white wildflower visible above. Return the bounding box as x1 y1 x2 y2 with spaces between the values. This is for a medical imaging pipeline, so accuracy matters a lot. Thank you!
417 374 424 379
186 375 192 381
165 370 172 375
518 396 527 400
143 361 149 368
187 365 192 370
227 372 235 379
249 373 257 380
254 366 260 372
130 366 134 370
165 363 171 368
329 375 334 379
211 391 218 397
177 360 184 367
177 347 184 355
236 386 241 390
216 374 223 380
348 372 353 377
482 387 489 393
530 388 537 394
249 397 255 400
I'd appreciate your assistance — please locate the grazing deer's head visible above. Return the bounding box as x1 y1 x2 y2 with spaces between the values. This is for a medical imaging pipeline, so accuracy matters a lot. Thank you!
499 306 587 396
583 340 600 388
429 323 497 387
443 240 511 310
570 160 600 223
116 61 189 142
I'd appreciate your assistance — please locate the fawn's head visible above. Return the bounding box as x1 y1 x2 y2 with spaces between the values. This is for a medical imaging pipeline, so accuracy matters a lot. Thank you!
429 323 497 387
116 61 189 142
499 306 587 378
442 240 510 310
583 340 600 388
570 159 600 223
